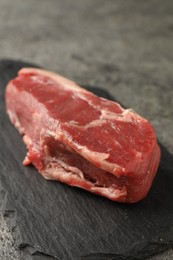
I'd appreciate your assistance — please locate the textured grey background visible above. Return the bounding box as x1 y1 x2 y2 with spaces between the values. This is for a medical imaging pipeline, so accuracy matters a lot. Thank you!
0 0 173 259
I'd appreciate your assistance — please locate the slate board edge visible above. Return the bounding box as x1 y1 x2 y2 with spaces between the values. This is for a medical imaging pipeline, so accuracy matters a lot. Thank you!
0 183 58 260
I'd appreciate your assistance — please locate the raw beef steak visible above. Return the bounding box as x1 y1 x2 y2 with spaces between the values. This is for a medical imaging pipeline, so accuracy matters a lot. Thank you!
5 68 161 203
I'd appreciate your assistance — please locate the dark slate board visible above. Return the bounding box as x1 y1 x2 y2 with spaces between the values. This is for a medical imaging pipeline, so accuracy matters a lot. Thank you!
0 60 173 260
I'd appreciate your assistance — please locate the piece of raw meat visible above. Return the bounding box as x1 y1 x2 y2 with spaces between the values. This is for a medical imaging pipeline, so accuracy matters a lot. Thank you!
5 68 161 203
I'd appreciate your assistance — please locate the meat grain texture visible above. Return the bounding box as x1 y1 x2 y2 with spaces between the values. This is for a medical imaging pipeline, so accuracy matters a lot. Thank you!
5 68 161 203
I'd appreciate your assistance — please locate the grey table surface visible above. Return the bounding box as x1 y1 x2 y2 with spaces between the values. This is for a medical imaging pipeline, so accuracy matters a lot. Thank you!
0 0 173 259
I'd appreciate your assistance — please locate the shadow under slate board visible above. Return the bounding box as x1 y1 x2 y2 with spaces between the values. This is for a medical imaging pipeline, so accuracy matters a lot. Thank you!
0 60 173 260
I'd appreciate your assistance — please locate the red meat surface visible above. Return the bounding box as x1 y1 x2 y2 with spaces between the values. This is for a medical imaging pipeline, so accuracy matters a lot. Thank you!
5 68 161 203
